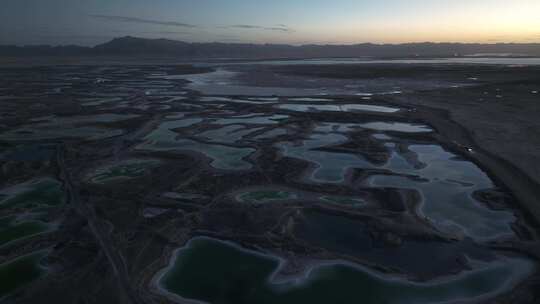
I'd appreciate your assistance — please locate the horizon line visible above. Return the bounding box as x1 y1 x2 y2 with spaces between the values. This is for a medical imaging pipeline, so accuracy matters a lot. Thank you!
4 36 540 48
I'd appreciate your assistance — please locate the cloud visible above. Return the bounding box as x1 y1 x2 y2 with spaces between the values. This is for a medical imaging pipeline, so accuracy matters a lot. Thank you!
89 14 197 28
36 34 117 41
108 29 191 36
229 24 293 33
144 31 191 35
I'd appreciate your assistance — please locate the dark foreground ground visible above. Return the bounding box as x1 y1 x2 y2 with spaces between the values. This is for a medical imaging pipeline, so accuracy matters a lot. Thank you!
0 60 539 303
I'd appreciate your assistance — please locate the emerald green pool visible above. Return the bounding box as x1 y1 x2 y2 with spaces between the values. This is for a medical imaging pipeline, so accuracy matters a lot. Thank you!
0 250 48 298
0 179 64 210
237 190 297 205
87 159 161 184
158 237 534 304
319 196 366 207
0 216 51 247
235 188 364 207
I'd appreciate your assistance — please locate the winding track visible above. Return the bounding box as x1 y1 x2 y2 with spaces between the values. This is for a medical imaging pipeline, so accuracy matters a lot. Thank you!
56 143 143 304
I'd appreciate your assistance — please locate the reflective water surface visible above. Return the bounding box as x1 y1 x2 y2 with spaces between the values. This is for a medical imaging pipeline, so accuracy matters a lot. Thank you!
158 237 534 304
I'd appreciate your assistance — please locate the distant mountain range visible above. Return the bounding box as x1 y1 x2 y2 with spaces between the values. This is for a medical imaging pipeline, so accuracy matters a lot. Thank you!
2 36 540 59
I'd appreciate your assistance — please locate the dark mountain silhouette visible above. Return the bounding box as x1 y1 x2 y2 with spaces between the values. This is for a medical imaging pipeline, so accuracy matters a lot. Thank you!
2 36 540 59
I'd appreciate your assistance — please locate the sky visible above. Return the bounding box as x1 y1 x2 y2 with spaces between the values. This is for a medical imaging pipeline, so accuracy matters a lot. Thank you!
1 0 540 46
